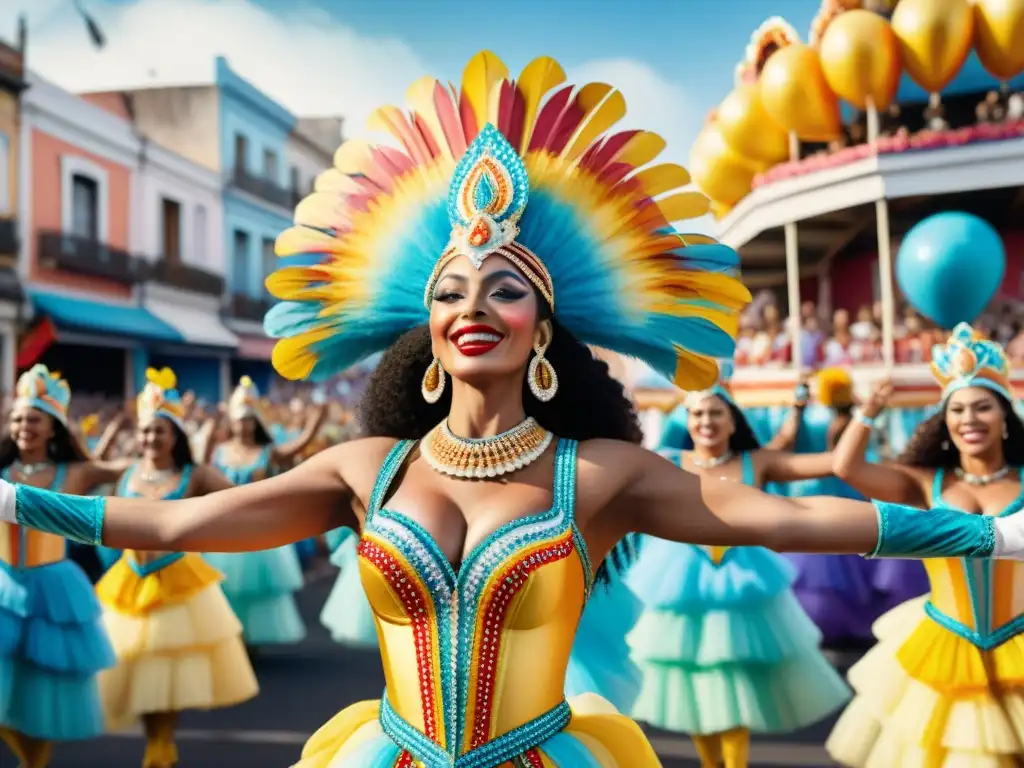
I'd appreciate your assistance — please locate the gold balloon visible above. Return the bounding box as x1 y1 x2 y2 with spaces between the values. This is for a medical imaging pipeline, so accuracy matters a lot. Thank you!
890 0 974 93
820 10 901 110
973 0 1024 81
716 84 790 165
758 44 842 142
688 128 759 207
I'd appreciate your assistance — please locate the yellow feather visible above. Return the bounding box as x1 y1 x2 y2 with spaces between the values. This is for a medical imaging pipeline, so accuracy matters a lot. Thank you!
314 168 350 194
615 132 666 167
562 85 625 164
406 76 455 160
272 329 333 381
653 191 711 222
514 56 567 153
673 349 722 391
631 164 692 197
460 51 509 136
294 192 352 232
333 139 376 177
676 233 719 246
276 226 342 258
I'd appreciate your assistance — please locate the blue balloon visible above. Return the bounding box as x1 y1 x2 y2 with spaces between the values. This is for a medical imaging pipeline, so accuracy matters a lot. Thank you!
896 212 1005 329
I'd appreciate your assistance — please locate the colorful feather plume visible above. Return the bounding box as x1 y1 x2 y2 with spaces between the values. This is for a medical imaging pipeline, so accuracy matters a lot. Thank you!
266 51 751 390
815 367 854 408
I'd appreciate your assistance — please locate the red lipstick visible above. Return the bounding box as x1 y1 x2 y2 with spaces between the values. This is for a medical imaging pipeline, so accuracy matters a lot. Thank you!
450 324 504 356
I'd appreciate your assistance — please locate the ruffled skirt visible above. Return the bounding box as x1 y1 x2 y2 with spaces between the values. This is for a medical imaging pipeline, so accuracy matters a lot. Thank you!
320 536 378 649
95 552 259 730
565 575 643 714
627 538 850 735
827 596 1024 767
0 559 115 740
205 547 306 645
293 694 661 767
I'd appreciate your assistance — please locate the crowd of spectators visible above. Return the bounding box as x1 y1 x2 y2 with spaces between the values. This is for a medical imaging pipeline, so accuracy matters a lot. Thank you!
735 293 1024 369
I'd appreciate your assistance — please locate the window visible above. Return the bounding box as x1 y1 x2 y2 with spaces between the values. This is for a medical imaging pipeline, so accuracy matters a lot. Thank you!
0 133 8 215
232 229 251 295
289 166 300 194
194 204 207 264
263 149 278 181
160 197 181 262
234 133 248 173
71 174 99 240
262 237 275 299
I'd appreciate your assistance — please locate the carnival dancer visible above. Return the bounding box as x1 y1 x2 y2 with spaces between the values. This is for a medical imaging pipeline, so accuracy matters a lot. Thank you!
203 377 324 647
628 367 850 767
827 324 1024 767
94 368 258 768
2 53 1024 768
0 365 132 768
786 367 927 647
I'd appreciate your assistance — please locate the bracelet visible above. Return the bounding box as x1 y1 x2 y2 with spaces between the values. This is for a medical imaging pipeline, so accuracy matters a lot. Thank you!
853 410 879 428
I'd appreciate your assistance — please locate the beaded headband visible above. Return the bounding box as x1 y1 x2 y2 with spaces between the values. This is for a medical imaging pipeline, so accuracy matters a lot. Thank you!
14 364 71 426
423 125 555 310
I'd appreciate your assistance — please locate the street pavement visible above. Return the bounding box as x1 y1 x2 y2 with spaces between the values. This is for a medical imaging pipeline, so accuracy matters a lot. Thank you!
30 563 852 767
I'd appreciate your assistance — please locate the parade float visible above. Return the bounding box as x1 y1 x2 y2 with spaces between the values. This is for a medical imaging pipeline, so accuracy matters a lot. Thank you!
632 0 1024 455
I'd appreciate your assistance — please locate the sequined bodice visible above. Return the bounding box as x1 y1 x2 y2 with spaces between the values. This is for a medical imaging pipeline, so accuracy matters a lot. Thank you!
0 464 68 568
357 438 593 767
925 468 1024 649
212 445 272 485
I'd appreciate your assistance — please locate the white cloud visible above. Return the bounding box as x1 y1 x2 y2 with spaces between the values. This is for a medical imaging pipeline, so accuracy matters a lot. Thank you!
1 0 429 140
2 0 714 233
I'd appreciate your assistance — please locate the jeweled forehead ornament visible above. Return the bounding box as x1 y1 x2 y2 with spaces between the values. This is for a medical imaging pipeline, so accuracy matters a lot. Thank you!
423 124 555 311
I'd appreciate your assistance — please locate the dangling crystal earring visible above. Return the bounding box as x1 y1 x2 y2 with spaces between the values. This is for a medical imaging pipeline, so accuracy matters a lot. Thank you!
421 357 445 403
942 439 950 451
528 338 558 402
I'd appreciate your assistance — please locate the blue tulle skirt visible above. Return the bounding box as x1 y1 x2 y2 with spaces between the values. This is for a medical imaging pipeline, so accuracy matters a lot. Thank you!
320 533 378 649
565 573 643 713
626 537 850 735
204 547 306 645
0 560 115 740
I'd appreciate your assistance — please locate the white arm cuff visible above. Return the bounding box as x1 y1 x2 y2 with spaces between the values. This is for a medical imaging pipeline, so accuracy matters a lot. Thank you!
994 516 1024 560
0 479 16 525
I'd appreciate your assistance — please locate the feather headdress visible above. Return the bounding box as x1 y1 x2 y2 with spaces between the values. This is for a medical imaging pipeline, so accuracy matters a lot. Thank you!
228 376 271 431
15 365 71 426
931 322 1013 403
683 359 736 409
266 51 751 390
137 367 187 431
815 367 854 408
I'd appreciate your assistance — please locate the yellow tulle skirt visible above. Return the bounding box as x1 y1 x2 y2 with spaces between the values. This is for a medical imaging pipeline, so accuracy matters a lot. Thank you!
827 596 1024 767
293 693 660 767
95 552 259 730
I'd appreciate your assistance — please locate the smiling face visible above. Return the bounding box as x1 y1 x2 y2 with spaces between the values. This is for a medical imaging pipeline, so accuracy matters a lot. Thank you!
428 254 546 387
230 415 257 440
945 386 1005 458
9 405 55 455
137 417 176 461
686 394 735 452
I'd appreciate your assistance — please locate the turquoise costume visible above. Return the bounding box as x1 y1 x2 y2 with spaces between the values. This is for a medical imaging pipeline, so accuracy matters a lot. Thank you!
204 444 306 646
320 527 379 649
627 451 850 735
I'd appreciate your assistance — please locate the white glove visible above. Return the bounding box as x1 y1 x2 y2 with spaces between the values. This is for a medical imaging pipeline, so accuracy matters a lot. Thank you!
0 477 15 524
995 516 1024 560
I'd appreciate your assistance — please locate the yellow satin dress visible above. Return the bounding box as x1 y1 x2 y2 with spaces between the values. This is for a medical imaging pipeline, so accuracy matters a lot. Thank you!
828 468 1024 766
296 438 660 767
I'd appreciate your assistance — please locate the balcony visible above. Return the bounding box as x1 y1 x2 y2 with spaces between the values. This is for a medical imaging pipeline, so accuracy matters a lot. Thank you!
229 168 294 210
37 231 148 285
149 258 225 297
228 292 274 322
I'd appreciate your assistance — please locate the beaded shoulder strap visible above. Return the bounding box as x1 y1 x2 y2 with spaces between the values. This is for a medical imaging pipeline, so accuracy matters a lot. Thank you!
116 463 137 497
167 464 194 500
552 438 578 518
931 468 946 507
366 440 417 526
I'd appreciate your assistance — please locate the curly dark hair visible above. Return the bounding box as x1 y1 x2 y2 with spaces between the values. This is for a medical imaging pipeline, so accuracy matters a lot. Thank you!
358 319 643 584
898 391 1024 468
166 422 196 470
0 418 90 471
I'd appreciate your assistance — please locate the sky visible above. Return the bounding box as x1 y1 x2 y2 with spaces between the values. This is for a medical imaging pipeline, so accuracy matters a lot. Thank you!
0 0 824 232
